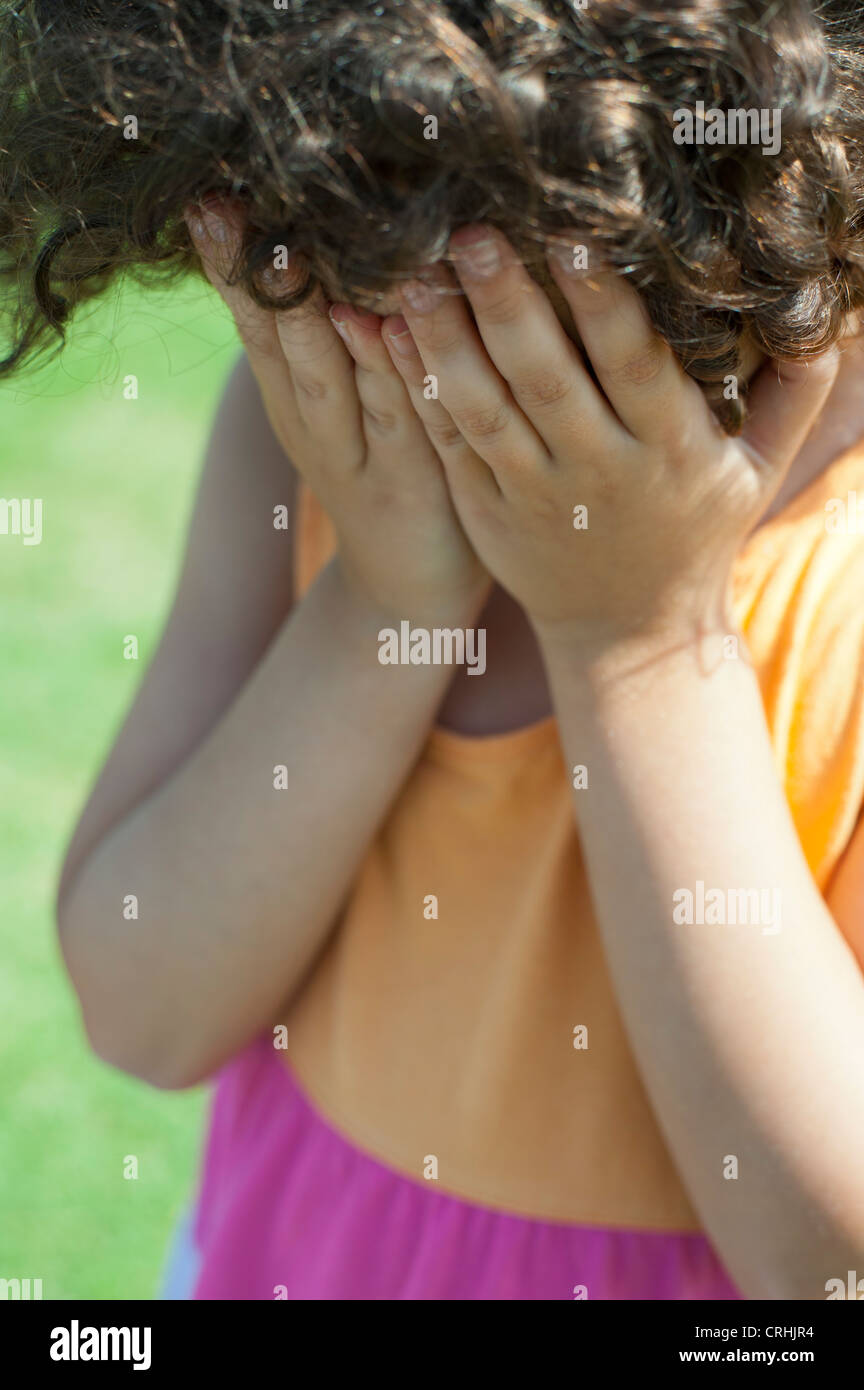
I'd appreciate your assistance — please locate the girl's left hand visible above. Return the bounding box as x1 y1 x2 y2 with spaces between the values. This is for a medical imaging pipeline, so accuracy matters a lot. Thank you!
384 225 840 648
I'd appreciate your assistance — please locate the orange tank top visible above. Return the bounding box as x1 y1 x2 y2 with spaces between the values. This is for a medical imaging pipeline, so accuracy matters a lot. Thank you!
276 442 864 1229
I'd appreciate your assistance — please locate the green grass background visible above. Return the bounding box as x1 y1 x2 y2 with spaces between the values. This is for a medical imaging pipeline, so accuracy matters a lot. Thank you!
0 273 238 1299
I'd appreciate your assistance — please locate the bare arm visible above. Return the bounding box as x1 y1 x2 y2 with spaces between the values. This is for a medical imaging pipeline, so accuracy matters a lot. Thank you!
57 352 298 905
58 539 460 1090
543 633 864 1300
387 223 864 1299
58 204 488 1091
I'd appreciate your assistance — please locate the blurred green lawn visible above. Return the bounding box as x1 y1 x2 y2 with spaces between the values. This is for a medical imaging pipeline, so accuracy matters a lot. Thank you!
0 273 238 1298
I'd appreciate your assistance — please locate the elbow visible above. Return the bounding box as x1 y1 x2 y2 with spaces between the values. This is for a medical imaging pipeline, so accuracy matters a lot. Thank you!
74 996 207 1091
56 885 227 1091
58 916 210 1093
87 1023 208 1092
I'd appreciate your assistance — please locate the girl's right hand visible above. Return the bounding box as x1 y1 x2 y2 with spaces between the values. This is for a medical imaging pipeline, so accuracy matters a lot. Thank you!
184 201 489 626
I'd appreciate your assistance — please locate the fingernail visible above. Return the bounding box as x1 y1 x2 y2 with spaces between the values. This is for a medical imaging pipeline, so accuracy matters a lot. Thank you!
386 315 416 356
200 204 229 243
328 306 352 343
548 241 591 277
402 278 440 314
185 209 206 241
775 358 812 383
452 237 501 278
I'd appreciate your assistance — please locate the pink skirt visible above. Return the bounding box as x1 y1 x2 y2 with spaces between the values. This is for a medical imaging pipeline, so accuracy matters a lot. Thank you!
189 1035 742 1301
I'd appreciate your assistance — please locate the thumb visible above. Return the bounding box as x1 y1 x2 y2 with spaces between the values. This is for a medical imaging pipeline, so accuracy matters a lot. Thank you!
741 349 840 478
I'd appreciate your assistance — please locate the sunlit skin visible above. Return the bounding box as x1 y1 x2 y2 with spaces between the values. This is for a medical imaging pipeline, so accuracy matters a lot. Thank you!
326 247 864 731
331 222 864 1297
320 242 783 731
58 201 864 1300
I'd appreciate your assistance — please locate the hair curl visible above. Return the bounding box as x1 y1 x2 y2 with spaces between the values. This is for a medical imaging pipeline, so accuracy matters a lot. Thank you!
2 0 864 429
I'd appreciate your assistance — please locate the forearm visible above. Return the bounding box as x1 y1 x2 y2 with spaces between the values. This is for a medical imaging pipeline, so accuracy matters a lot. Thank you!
59 557 471 1088
540 625 864 1299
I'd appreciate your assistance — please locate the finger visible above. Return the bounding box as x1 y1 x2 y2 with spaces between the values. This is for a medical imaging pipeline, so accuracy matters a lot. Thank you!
381 312 502 501
742 350 841 477
328 303 447 468
274 282 362 451
547 247 701 442
397 262 547 488
185 200 285 362
448 224 620 452
186 200 364 465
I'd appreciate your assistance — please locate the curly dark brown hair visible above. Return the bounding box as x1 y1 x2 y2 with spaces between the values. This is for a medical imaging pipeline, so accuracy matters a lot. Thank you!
2 0 864 429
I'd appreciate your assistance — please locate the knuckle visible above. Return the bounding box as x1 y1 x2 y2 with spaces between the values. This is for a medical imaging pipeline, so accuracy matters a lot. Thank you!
452 398 511 440
238 329 283 367
276 311 335 361
292 371 329 403
512 370 572 411
474 292 524 328
415 323 463 357
361 403 400 436
425 414 464 450
607 341 668 390
528 493 563 522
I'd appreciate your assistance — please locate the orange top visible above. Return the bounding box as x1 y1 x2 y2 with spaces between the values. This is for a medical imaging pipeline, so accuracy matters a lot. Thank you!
277 442 864 1229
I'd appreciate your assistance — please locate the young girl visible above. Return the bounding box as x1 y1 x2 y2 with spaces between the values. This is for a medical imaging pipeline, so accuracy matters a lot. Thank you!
5 0 864 1300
